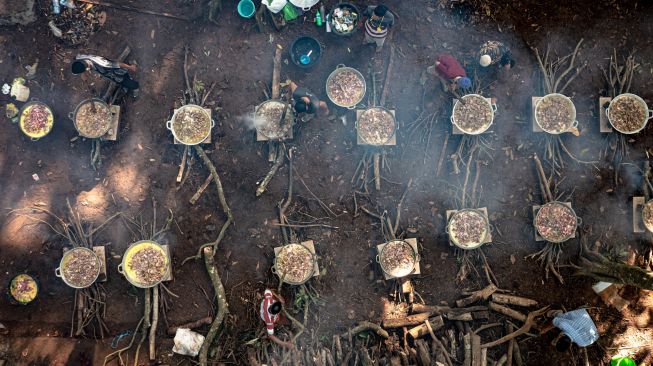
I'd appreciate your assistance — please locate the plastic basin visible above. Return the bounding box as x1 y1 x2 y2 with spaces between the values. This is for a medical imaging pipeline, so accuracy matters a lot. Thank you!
290 36 322 68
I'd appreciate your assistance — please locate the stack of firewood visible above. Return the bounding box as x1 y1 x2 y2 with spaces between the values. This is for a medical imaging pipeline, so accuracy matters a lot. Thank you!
364 284 544 366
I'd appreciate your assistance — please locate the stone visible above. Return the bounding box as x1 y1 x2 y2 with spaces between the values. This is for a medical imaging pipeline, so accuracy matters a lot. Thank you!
0 0 36 26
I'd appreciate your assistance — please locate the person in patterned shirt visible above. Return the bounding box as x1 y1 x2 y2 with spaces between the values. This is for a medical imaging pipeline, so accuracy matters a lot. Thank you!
363 5 395 52
478 41 515 70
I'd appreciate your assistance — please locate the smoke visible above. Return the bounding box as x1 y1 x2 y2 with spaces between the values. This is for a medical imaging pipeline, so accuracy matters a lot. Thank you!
237 112 262 131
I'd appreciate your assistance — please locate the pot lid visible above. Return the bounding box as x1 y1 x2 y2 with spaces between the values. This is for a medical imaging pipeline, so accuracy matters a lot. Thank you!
289 0 319 9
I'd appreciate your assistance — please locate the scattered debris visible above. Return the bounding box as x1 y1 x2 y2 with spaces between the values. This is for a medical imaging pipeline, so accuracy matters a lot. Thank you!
172 328 205 357
10 77 29 102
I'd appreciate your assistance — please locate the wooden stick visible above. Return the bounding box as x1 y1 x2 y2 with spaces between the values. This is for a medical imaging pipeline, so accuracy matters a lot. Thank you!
182 146 234 263
436 134 449 177
257 145 285 197
474 323 501 334
340 321 389 339
190 174 214 204
200 247 229 366
506 324 514 366
491 294 538 307
77 0 191 20
407 316 444 339
373 153 381 191
247 348 261 366
166 316 213 335
379 46 395 107
134 289 151 366
183 46 193 103
149 286 159 360
393 178 412 234
201 82 217 106
75 290 85 336
512 335 523 366
415 340 431 366
471 334 481 366
448 310 489 321
456 284 497 307
496 354 508 366
481 307 548 348
463 333 471 366
488 302 527 323
70 289 77 337
471 160 481 205
411 304 488 318
534 154 552 202
383 313 431 328
461 149 475 208
271 47 282 100
177 146 188 183
433 335 454 366
411 303 451 315
553 39 584 93
102 318 144 366
254 3 266 32
268 334 294 349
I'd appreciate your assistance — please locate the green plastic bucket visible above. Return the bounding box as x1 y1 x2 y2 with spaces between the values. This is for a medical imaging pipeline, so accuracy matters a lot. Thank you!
611 357 635 366
238 0 255 18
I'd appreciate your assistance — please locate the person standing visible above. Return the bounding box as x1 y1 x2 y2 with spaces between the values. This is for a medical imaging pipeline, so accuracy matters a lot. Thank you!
478 41 515 70
427 54 472 91
363 4 395 52
260 289 284 335
71 54 140 92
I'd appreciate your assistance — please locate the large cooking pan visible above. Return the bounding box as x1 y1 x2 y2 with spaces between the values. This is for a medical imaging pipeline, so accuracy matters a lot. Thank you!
450 94 497 135
606 93 652 134
69 98 112 139
534 93 578 134
356 106 396 145
325 64 366 109
166 104 214 145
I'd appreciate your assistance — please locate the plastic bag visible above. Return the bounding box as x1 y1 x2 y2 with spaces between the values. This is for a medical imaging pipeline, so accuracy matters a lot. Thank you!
553 309 599 347
6 103 19 122
172 328 205 357
282 3 299 21
10 78 29 102
262 0 287 13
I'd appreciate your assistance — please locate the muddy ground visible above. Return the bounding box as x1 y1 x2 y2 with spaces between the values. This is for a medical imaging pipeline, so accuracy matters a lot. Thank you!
0 0 652 365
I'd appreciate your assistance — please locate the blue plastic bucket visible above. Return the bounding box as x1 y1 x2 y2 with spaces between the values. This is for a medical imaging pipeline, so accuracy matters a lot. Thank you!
238 0 256 18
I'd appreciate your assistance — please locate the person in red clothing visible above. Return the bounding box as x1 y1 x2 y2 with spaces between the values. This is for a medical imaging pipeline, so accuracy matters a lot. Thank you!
426 54 472 91
260 289 283 335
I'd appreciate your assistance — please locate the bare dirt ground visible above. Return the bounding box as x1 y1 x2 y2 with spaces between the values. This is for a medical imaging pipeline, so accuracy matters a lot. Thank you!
0 0 652 365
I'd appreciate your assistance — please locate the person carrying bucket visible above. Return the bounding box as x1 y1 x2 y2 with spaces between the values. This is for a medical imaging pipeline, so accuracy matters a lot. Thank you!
362 4 395 52
71 54 140 94
426 53 472 91
289 81 329 120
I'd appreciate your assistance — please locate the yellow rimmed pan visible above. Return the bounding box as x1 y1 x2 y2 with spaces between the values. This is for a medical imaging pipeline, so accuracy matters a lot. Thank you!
19 101 54 141
118 241 170 288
